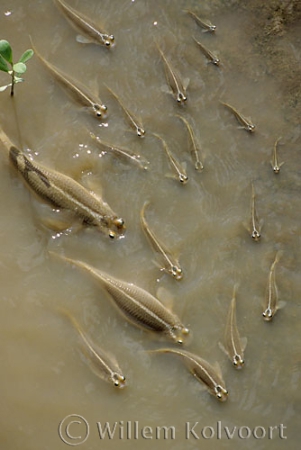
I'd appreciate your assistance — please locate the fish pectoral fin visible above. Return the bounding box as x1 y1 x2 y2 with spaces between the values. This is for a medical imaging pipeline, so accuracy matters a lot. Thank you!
277 300 286 310
156 286 174 310
32 201 75 231
183 77 190 90
76 34 94 44
160 84 172 95
240 337 248 352
218 342 229 358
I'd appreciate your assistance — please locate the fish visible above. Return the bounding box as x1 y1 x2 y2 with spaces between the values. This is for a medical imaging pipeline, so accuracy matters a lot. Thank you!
140 201 183 280
149 348 228 402
174 114 204 171
220 101 255 133
60 309 126 388
250 182 261 241
54 0 114 47
271 137 284 174
219 284 247 369
51 254 190 344
0 129 125 239
184 9 216 32
153 133 188 184
156 44 188 105
193 38 220 66
89 132 149 170
105 84 145 137
30 38 107 119
263 252 284 321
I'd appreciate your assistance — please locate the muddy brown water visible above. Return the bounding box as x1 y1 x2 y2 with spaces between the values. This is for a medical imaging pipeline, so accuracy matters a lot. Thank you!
0 1 300 449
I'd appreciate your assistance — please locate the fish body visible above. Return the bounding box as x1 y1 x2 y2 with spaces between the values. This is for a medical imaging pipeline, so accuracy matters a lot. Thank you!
53 255 190 344
220 285 246 369
271 137 284 174
61 310 126 388
90 133 149 170
175 114 203 171
220 101 255 132
185 10 216 32
0 131 124 238
54 0 114 47
193 38 220 65
263 252 282 321
31 39 107 118
105 85 145 137
250 183 261 241
153 133 188 184
140 202 183 280
150 348 228 401
157 45 187 105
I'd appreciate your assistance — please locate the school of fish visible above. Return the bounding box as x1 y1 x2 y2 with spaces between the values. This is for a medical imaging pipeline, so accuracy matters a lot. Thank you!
0 1 287 403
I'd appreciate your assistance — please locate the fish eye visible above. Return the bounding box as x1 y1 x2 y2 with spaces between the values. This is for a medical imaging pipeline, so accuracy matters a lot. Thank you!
177 338 183 344
109 35 115 41
182 327 190 335
101 104 108 112
105 41 111 46
114 218 125 228
109 231 116 239
179 174 188 183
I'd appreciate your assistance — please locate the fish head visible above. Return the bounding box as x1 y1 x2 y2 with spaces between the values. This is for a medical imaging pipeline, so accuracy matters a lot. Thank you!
177 91 187 104
136 127 146 138
208 24 216 32
251 230 261 241
214 385 228 402
170 265 183 280
111 373 126 389
247 124 255 132
170 325 190 345
273 166 280 174
233 354 244 369
262 307 273 321
195 160 204 171
102 34 115 47
179 173 189 184
213 57 220 66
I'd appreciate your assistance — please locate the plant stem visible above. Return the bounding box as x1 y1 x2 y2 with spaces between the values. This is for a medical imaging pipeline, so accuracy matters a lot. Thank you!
10 69 15 96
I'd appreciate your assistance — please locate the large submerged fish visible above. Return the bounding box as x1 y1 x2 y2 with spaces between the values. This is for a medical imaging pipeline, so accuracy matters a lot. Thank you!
54 0 115 47
52 254 190 344
31 39 107 119
174 114 204 171
60 309 126 388
249 182 262 241
193 38 220 66
220 101 255 133
219 285 247 369
149 348 228 402
184 9 217 32
140 201 183 280
153 133 188 184
271 137 284 174
0 129 125 238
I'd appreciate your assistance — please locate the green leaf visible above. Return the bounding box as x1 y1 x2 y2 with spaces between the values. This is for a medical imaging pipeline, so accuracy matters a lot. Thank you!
18 49 34 64
13 62 27 74
0 54 9 72
0 40 13 63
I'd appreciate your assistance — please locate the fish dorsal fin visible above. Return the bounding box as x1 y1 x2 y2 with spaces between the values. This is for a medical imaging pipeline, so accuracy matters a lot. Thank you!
156 286 174 310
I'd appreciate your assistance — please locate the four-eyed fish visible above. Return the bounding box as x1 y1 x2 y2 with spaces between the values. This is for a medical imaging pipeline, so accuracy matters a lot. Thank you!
184 9 217 32
54 0 115 47
89 132 149 170
156 44 188 105
250 182 262 241
220 101 255 133
30 38 107 119
105 84 145 137
51 254 190 344
263 251 285 321
149 348 228 402
219 284 247 369
60 309 126 388
271 137 284 174
193 37 220 66
174 114 204 171
0 129 125 239
140 201 183 280
153 133 188 184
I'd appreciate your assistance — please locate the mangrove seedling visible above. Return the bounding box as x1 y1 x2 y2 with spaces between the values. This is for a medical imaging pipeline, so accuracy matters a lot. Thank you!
0 40 34 96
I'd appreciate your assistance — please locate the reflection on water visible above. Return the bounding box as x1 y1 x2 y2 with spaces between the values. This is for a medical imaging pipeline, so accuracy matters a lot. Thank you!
0 1 300 449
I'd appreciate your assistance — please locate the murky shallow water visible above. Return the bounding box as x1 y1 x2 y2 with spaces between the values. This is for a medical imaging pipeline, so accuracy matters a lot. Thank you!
0 1 300 449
